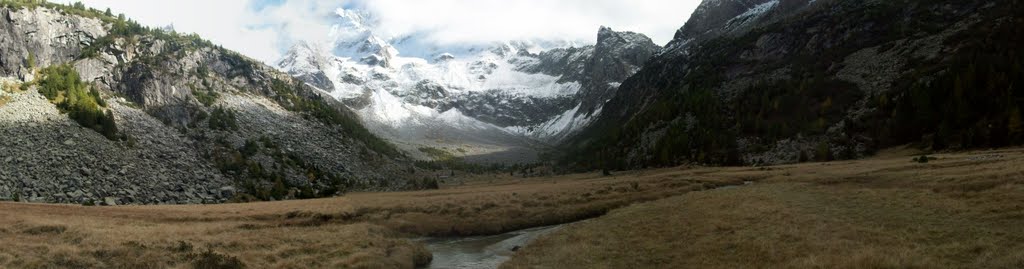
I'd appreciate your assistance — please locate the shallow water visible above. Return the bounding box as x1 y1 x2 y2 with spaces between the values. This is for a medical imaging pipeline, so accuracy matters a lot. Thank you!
421 224 564 269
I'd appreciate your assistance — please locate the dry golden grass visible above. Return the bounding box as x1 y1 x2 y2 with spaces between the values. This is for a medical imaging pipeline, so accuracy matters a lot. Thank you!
0 162 750 268
0 83 15 107
0 204 431 269
8 147 1023 268
1 81 20 93
503 148 1024 269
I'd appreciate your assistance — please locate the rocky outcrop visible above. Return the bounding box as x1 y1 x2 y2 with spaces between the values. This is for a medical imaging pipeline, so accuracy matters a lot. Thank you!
577 26 660 116
0 7 105 80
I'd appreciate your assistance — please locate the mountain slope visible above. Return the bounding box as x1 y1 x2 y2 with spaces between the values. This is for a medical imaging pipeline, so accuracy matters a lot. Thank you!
0 2 418 204
561 0 1024 170
279 9 660 162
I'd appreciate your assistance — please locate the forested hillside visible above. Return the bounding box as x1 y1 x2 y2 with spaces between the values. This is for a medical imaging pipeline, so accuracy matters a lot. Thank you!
559 0 1024 170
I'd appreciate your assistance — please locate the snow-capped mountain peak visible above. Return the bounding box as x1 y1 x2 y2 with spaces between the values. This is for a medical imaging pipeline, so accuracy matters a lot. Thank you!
334 8 373 31
277 41 336 91
279 8 661 162
328 8 397 67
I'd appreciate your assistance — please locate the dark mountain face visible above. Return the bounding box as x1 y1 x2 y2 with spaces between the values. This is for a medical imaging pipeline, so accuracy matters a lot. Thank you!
675 0 778 41
577 27 661 116
560 0 1024 170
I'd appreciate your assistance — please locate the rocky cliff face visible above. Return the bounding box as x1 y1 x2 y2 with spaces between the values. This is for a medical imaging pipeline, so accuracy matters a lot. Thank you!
0 5 418 204
0 7 105 80
561 0 1024 169
577 27 660 118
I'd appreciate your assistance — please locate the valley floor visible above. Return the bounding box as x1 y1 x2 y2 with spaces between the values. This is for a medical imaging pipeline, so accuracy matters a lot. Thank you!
504 148 1024 269
2 147 1023 268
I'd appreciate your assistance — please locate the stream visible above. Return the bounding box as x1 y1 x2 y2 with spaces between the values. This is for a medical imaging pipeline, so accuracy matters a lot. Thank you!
420 224 566 269
419 183 752 268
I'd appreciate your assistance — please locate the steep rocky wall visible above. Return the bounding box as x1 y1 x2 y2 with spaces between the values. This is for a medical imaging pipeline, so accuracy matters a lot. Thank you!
0 7 105 80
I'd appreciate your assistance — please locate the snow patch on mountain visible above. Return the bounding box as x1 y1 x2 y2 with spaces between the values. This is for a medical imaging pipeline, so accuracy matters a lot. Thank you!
358 87 425 127
726 0 779 26
505 102 601 142
438 108 495 131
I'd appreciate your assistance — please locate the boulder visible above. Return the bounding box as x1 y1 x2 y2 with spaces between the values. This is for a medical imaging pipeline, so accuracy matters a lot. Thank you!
103 197 117 206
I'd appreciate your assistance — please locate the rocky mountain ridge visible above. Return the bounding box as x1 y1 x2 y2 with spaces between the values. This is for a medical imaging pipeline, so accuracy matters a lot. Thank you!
560 0 1024 170
0 3 420 204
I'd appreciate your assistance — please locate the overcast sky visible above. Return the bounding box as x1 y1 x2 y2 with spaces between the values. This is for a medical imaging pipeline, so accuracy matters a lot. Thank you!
55 0 702 64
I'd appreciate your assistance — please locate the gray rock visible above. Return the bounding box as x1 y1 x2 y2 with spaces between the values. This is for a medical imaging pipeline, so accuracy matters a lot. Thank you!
0 8 106 77
103 197 117 206
69 190 83 199
219 186 236 197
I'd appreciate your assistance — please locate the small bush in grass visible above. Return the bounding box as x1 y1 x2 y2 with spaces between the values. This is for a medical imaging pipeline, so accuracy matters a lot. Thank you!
23 225 67 235
191 250 245 269
914 154 936 163
170 241 193 253
1 81 20 93
410 177 439 190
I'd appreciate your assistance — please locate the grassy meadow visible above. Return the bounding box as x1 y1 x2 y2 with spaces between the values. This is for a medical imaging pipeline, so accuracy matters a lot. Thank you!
503 148 1024 269
3 147 1024 268
0 161 747 268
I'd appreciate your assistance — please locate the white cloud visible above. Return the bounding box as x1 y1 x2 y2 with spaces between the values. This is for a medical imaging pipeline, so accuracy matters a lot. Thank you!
55 0 702 64
53 0 276 63
346 0 701 46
